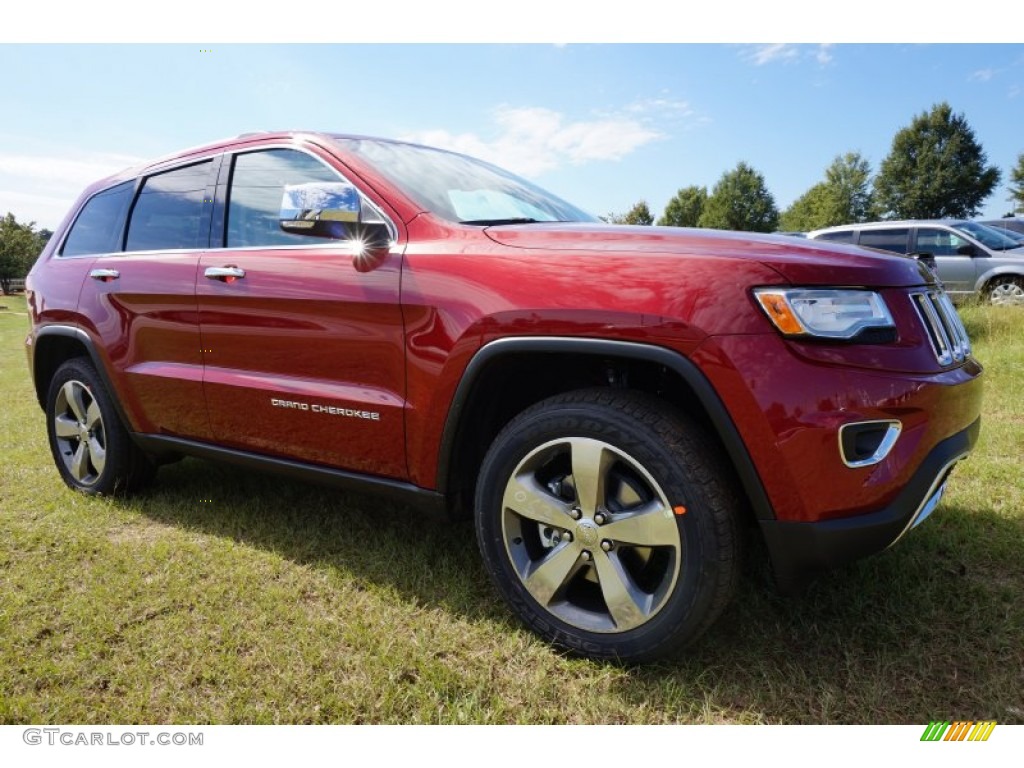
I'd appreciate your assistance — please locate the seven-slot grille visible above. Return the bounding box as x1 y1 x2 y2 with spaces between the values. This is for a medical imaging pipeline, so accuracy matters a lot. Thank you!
910 290 971 365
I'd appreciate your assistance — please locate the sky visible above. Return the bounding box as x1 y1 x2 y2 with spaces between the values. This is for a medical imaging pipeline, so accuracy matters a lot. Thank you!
1 37 1022 230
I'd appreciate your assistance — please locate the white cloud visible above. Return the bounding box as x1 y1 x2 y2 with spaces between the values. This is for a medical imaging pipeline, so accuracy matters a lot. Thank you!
626 97 694 117
748 44 800 66
0 150 144 228
743 43 834 67
970 68 997 82
1009 85 1021 99
403 106 663 177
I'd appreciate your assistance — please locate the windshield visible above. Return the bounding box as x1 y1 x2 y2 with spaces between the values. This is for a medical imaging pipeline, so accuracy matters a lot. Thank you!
953 221 1023 251
332 137 598 225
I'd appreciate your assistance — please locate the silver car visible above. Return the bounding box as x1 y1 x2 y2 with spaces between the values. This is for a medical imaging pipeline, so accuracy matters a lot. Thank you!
807 220 1024 305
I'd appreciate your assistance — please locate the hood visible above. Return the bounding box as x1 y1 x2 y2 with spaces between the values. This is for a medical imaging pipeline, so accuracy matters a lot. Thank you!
483 223 936 288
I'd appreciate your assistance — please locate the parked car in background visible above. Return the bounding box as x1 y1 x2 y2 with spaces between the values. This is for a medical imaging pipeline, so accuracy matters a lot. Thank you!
979 218 1024 236
808 220 1024 305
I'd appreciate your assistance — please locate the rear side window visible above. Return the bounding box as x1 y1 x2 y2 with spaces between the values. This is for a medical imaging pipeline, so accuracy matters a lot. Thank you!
61 182 133 256
858 229 909 254
125 161 213 252
816 231 854 244
225 149 341 248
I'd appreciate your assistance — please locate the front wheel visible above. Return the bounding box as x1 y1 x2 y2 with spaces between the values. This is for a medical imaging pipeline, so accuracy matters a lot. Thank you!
475 389 740 662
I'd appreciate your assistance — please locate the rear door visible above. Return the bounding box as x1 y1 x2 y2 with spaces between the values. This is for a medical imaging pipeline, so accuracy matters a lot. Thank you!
76 158 218 439
197 146 407 478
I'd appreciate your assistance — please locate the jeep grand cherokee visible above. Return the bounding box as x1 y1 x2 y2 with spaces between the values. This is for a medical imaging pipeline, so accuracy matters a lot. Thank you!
24 132 983 661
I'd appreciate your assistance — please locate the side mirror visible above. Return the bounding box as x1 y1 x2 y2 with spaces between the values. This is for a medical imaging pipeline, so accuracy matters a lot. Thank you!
909 252 937 273
279 182 392 264
956 243 976 257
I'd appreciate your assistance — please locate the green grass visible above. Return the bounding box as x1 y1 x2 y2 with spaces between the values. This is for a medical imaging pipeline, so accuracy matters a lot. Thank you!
0 304 1021 724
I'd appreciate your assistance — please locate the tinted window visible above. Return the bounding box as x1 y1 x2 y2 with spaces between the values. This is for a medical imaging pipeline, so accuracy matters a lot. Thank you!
817 231 854 244
61 182 133 256
858 229 909 254
125 161 212 252
226 150 341 248
916 228 972 256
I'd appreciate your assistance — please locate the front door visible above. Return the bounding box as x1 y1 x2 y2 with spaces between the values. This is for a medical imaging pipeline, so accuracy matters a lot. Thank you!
197 147 407 478
914 227 978 295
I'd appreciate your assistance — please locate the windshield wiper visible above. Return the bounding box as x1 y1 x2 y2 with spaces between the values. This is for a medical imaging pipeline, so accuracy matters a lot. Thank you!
460 217 541 226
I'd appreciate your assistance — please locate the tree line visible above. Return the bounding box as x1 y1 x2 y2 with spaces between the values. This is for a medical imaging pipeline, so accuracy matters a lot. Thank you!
606 102 1024 233
3 101 1024 292
0 214 51 294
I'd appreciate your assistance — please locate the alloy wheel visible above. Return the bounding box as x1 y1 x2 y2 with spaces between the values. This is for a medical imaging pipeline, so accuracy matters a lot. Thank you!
500 437 682 633
52 379 107 486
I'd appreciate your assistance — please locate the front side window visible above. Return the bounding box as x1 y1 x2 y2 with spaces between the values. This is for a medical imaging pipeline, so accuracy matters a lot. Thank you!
858 229 909 254
126 161 213 252
916 228 972 257
226 150 343 248
61 182 133 257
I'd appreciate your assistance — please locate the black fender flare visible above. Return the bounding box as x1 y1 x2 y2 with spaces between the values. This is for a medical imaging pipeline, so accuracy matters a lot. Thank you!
31 325 135 430
435 336 776 522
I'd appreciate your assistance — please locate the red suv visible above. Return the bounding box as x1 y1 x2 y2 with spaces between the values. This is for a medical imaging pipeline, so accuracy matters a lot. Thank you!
24 132 983 662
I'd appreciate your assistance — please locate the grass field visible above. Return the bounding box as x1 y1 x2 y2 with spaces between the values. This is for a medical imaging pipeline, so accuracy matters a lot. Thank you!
0 302 1021 724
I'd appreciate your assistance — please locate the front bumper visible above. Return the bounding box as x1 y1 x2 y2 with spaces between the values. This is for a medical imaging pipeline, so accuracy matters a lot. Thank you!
758 417 980 591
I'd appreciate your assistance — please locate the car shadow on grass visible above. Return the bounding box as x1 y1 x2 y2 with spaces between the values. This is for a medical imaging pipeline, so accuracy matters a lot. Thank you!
136 459 1024 725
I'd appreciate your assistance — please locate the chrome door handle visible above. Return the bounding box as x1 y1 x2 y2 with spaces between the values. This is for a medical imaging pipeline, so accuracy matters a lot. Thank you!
89 268 120 281
204 266 246 281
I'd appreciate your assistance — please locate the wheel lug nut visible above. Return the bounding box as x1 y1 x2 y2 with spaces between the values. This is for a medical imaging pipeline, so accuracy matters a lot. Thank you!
601 540 613 552
562 531 573 543
569 508 581 520
594 513 606 525
581 550 591 561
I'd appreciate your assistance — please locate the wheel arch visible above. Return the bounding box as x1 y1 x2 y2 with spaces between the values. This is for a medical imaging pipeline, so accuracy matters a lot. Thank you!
436 336 775 523
32 326 133 429
975 268 1024 295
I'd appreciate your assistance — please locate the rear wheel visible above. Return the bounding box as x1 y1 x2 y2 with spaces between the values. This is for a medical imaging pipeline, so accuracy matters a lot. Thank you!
475 389 740 662
46 358 155 495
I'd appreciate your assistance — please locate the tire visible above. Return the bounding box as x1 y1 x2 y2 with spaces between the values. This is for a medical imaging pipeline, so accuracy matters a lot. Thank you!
474 389 741 663
988 276 1024 306
45 358 156 495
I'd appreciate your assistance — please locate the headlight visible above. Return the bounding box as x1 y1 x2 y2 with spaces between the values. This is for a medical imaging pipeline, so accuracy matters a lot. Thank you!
753 288 895 340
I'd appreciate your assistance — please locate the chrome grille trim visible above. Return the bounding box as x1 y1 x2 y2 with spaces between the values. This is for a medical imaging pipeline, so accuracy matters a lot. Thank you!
910 290 972 365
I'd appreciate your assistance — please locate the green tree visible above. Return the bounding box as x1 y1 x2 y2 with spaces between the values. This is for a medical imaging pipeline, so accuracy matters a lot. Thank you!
873 103 1000 219
1009 152 1024 215
698 162 779 232
657 186 707 227
604 200 654 225
0 213 41 294
780 152 873 231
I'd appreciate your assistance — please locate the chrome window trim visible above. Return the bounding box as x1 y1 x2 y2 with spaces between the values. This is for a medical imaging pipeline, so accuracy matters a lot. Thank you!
55 141 402 260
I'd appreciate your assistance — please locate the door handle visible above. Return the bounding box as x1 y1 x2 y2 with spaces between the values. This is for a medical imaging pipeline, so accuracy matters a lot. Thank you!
89 268 120 282
204 266 246 282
